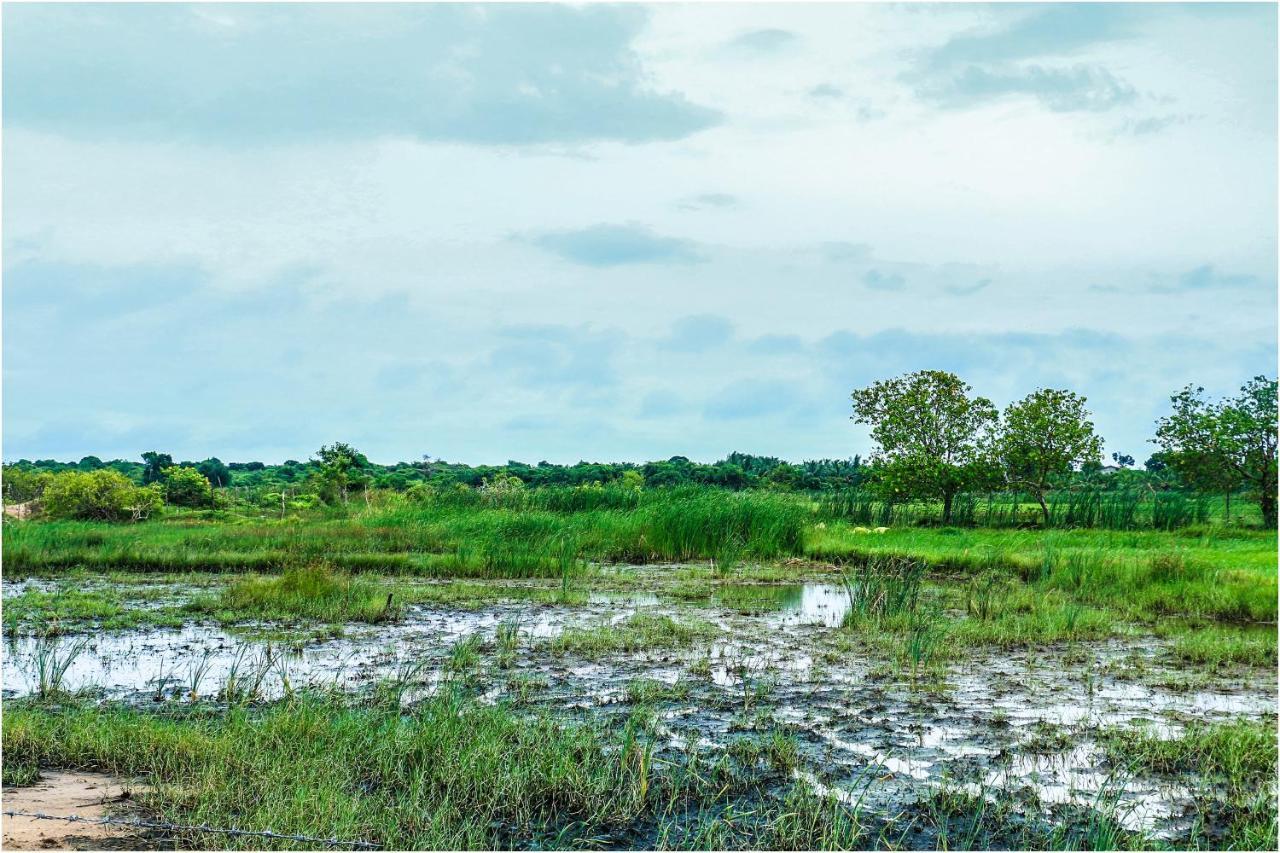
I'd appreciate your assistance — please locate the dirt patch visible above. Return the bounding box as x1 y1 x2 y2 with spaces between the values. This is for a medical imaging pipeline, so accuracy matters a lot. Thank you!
2 771 144 850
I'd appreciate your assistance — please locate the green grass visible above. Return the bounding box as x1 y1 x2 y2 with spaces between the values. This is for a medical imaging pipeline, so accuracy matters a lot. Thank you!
3 488 810 578
188 565 400 623
832 560 1116 677
3 587 187 634
626 677 691 705
1 760 40 787
550 613 719 658
2 693 866 850
809 524 1277 623
917 782 1144 851
1161 623 1278 669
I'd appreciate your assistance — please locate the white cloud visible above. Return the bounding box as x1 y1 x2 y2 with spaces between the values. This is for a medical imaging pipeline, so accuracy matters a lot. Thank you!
3 3 1275 464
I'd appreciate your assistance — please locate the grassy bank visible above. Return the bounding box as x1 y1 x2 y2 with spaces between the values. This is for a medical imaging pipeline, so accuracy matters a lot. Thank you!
809 525 1277 623
2 487 808 577
3 693 865 850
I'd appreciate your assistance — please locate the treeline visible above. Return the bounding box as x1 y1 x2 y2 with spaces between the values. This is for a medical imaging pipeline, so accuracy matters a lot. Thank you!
2 373 1274 528
1 448 1195 508
3 450 870 498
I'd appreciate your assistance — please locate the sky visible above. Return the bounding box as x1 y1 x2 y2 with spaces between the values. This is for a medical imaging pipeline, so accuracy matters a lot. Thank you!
3 2 1276 466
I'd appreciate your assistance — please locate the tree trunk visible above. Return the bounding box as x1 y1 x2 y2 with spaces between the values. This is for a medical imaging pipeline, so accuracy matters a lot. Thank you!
1224 491 1231 526
1037 492 1050 528
1261 483 1277 529
942 491 954 525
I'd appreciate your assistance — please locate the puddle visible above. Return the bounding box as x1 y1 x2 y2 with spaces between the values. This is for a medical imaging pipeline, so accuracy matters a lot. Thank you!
1 602 600 699
2 577 59 599
767 583 850 627
713 583 850 628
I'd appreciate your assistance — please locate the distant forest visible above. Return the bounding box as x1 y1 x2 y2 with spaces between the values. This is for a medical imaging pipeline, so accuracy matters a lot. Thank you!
3 447 1175 496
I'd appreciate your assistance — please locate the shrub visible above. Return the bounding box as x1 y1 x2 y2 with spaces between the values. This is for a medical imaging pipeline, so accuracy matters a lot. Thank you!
479 473 527 508
41 470 162 522
161 465 213 508
2 466 52 503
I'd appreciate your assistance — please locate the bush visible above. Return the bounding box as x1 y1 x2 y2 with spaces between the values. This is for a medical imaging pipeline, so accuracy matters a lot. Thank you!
161 465 213 508
479 473 527 508
41 470 162 522
2 466 52 503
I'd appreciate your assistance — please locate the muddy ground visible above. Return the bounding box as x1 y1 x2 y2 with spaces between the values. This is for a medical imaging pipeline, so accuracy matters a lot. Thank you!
3 573 1275 845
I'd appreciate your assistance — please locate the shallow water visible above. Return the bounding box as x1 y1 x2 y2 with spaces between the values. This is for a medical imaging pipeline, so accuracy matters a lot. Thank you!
2 575 1275 841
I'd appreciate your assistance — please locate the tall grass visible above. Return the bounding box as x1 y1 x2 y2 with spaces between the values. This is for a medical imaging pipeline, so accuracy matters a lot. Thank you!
27 637 88 698
192 565 399 623
4 486 809 578
2 693 865 850
840 556 927 626
818 487 1214 530
638 487 807 561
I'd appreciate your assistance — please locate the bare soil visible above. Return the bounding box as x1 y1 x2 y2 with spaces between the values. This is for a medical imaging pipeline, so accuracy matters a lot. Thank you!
2 771 143 851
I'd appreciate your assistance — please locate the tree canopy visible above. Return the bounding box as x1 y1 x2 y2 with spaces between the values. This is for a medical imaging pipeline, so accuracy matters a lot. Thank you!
851 369 998 522
997 388 1103 524
1154 376 1277 526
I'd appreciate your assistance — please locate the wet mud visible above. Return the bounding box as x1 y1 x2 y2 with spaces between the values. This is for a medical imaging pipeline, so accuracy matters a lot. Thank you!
3 577 1274 845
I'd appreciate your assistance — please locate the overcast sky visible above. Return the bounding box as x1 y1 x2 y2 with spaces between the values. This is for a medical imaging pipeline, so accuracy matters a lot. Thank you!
4 2 1276 465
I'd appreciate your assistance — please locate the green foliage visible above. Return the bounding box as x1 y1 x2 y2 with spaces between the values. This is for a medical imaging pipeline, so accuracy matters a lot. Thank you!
1155 376 1278 526
196 457 232 488
2 465 52 503
41 469 162 522
312 442 371 505
851 370 998 522
998 388 1104 524
161 465 213 507
618 469 645 491
140 450 174 485
479 472 527 505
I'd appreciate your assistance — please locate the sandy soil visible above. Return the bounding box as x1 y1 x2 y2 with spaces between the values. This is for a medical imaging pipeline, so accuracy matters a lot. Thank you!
1 501 34 520
2 771 142 851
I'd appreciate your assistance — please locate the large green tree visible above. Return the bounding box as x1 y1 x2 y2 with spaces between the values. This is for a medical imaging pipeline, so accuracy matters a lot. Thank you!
850 370 998 523
997 388 1104 526
1154 376 1278 527
196 457 232 489
140 451 174 485
313 442 371 505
